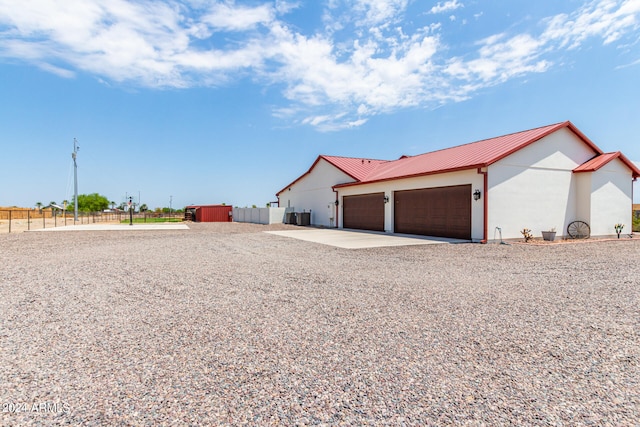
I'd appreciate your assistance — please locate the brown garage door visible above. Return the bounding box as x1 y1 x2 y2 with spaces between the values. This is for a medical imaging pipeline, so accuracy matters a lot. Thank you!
343 192 385 231
394 185 471 239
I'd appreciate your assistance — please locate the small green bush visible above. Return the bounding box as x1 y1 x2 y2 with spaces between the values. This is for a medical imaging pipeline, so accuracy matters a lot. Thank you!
633 216 640 232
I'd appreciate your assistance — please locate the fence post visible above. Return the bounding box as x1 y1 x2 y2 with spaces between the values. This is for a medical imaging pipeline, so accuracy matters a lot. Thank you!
8 210 11 233
43 211 46 229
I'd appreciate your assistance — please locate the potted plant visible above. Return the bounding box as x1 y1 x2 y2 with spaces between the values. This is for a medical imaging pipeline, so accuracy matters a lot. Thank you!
541 227 556 241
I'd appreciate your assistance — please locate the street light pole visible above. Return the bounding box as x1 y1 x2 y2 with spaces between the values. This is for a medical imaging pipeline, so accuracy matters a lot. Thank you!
128 196 133 226
72 138 79 222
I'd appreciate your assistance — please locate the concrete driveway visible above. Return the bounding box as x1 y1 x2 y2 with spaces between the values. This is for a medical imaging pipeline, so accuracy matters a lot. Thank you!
265 228 469 249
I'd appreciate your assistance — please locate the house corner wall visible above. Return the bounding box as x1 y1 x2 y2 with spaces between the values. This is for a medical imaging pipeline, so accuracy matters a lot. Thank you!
487 128 597 240
588 159 633 237
575 173 592 229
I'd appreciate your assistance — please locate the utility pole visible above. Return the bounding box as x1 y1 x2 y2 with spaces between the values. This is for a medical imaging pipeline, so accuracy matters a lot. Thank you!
72 138 79 222
170 195 173 217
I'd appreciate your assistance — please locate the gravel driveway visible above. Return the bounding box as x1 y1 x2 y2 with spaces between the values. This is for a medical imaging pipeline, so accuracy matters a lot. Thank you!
1 223 638 426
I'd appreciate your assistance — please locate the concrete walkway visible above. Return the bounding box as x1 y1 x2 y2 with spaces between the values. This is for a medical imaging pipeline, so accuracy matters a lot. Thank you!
32 223 190 231
265 228 468 249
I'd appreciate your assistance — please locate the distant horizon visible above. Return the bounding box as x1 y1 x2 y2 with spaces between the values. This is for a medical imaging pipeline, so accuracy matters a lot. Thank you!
2 154 638 211
1 133 639 210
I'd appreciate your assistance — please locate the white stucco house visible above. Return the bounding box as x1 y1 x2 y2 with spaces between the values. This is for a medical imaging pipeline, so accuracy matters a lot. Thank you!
276 121 639 242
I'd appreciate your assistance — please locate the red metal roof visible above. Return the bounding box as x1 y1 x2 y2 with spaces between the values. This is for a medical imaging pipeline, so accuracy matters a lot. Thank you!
574 151 640 177
321 155 388 181
277 121 638 196
340 121 605 186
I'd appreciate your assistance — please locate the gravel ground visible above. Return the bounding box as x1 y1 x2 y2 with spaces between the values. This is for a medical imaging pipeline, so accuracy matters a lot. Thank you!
1 222 638 426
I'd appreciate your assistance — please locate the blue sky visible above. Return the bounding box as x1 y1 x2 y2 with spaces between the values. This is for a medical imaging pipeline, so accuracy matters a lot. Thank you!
1 0 639 209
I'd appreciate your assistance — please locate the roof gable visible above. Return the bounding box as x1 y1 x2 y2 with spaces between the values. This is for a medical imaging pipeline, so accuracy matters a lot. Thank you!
574 152 640 178
276 155 387 195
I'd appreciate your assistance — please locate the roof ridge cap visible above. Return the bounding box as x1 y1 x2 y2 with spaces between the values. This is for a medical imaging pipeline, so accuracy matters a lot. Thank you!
471 121 568 143
405 122 569 159
321 154 391 162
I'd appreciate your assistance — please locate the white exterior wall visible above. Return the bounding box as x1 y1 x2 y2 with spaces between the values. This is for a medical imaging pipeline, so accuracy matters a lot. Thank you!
337 169 485 241
588 158 633 237
575 173 592 226
487 127 597 240
277 158 355 227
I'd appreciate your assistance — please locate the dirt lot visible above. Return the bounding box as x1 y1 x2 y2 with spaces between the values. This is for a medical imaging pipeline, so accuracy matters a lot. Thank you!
0 217 120 234
1 223 638 425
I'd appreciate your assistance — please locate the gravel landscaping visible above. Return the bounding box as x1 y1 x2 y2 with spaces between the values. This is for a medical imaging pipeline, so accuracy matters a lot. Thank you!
1 222 638 426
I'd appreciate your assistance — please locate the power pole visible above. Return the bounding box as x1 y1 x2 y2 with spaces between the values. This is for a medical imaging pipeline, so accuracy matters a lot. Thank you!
72 138 79 222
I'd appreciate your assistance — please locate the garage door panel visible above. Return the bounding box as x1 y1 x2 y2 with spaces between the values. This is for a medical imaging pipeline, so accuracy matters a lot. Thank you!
394 185 471 239
343 192 385 231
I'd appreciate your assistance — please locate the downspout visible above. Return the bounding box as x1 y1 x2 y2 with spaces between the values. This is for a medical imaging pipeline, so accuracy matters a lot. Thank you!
333 188 339 228
477 167 488 243
633 177 637 231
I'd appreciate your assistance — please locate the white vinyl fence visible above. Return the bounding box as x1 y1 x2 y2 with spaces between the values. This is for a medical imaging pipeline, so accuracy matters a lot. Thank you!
232 207 292 224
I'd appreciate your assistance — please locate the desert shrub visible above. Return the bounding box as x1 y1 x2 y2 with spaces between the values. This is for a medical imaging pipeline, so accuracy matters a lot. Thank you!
521 228 534 242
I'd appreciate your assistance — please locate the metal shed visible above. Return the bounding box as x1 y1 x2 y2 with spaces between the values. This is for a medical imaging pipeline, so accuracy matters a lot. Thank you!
185 205 232 222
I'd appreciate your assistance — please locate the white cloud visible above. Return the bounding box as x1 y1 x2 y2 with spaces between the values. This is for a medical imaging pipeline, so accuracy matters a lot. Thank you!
321 0 409 34
615 57 640 69
541 0 640 48
353 0 409 25
37 62 76 79
441 0 639 103
201 3 275 31
449 33 549 83
429 0 463 15
0 0 278 87
269 24 442 121
0 0 638 130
